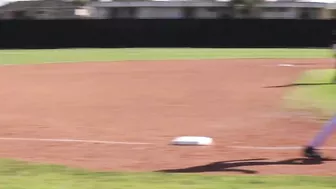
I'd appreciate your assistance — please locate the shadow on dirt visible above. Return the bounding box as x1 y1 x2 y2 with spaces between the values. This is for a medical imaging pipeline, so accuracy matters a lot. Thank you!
156 158 336 174
265 83 336 88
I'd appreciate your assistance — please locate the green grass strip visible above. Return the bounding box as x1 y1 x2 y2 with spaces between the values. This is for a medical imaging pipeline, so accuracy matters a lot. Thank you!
0 159 335 189
0 48 332 65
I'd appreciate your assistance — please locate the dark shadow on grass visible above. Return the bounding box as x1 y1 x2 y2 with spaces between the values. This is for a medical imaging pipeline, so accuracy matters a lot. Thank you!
156 158 336 174
265 82 336 88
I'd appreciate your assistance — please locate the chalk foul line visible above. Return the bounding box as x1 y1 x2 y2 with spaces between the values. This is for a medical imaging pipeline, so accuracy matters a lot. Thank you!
229 145 336 150
0 137 335 150
0 137 152 145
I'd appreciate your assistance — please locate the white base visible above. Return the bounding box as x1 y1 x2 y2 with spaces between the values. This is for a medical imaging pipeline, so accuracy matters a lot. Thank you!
171 136 213 146
277 63 294 67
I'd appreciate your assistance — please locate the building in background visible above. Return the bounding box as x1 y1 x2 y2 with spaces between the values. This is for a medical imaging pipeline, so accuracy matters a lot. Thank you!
0 0 335 19
88 0 336 19
0 0 91 19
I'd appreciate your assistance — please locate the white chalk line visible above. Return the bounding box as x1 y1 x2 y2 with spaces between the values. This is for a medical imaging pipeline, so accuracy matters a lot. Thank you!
1 137 336 150
0 137 153 145
276 63 328 68
229 145 336 150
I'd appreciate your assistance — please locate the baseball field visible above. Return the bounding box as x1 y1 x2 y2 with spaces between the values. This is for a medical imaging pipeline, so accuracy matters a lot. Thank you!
0 48 335 188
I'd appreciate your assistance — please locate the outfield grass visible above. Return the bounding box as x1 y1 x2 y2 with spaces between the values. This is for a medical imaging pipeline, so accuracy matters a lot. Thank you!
284 69 336 117
0 48 332 65
0 159 335 189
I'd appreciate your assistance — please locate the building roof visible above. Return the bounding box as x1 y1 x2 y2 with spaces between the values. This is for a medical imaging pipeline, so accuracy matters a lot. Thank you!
1 0 335 10
0 0 84 8
90 0 335 8
0 0 82 11
0 0 37 10
107 0 336 2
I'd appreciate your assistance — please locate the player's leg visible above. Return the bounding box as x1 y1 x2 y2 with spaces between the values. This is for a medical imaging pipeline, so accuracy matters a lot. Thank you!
304 37 336 158
303 115 336 159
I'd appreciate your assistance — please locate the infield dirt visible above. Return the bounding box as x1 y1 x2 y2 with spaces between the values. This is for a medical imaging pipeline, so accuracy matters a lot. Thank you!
0 58 334 176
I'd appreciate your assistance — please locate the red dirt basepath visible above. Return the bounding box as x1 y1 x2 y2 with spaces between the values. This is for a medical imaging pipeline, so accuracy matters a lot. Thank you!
0 58 334 176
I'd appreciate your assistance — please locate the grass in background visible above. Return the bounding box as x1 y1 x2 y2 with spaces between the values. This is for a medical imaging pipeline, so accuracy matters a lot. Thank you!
0 48 332 65
0 159 335 189
284 69 336 117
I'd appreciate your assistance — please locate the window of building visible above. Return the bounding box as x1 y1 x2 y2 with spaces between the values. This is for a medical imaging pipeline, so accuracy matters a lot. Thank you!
12 10 27 19
183 7 195 18
299 8 320 19
109 7 137 18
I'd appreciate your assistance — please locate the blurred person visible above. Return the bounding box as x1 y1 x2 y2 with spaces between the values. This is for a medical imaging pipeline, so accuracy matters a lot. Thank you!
303 115 336 159
303 34 336 159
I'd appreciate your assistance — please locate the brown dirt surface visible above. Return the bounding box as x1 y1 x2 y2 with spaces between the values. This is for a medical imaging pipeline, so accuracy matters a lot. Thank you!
0 58 335 176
